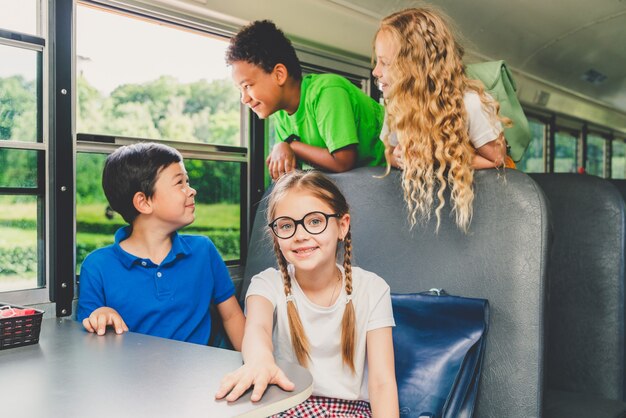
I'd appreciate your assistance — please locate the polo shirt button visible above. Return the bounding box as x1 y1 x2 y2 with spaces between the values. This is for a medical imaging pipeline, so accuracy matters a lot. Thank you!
141 261 147 266
157 272 162 278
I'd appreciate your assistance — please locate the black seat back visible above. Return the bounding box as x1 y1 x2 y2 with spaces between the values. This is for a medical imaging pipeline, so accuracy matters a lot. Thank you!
244 167 549 417
531 174 626 402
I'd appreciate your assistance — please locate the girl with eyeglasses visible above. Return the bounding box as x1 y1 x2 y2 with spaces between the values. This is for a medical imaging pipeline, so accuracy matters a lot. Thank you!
216 170 398 418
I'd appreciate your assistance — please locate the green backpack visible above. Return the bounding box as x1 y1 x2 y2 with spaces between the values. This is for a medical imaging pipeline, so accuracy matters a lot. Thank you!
466 61 531 162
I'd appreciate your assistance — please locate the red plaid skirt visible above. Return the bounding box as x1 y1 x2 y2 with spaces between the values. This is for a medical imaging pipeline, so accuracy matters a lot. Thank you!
270 395 372 417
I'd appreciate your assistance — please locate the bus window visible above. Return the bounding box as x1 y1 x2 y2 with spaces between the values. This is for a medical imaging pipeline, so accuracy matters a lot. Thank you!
586 134 606 177
75 153 242 274
0 1 46 294
554 131 579 173
76 3 240 147
75 2 245 266
612 140 626 179
0 0 39 35
517 119 546 172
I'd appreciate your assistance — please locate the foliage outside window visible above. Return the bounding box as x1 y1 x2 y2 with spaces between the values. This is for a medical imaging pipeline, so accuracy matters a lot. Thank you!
0 195 39 291
586 135 605 177
554 131 578 173
517 120 545 172
0 148 42 292
612 140 626 179
0 2 45 293
76 4 244 265
76 4 240 147
0 45 39 142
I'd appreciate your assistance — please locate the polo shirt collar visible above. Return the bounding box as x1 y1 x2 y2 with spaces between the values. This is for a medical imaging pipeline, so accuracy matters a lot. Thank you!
112 226 191 269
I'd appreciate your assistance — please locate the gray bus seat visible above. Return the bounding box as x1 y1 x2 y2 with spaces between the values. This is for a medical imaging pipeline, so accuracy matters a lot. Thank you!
530 174 626 416
243 167 548 418
610 179 626 205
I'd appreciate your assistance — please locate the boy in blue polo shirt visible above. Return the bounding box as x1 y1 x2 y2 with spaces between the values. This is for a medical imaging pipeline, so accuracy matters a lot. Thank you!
76 143 244 349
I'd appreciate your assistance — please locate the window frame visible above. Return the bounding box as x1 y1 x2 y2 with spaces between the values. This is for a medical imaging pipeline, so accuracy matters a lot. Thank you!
0 3 50 305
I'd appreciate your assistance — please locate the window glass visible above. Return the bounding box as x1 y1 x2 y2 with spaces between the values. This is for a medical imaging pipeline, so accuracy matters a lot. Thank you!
517 120 545 172
75 153 241 273
554 131 578 173
183 159 241 260
0 195 40 292
612 140 626 179
586 135 605 177
76 4 240 146
0 0 39 35
0 44 40 142
0 148 39 188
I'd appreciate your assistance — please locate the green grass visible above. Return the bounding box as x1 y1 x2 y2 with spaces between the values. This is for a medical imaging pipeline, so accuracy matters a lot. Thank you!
76 202 240 229
1 201 241 280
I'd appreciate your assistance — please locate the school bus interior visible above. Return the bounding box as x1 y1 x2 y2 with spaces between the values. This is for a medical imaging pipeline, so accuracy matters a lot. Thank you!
1 0 626 417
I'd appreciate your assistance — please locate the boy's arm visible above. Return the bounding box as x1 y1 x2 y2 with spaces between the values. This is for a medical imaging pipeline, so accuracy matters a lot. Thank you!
77 258 127 335
215 295 245 351
367 327 399 418
266 141 356 179
290 141 357 172
215 295 294 402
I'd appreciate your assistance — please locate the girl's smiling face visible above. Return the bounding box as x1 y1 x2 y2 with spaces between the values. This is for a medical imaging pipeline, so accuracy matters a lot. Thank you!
272 189 350 275
372 30 399 98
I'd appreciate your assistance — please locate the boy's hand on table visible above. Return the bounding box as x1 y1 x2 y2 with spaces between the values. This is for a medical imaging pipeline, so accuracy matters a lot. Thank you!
82 307 129 336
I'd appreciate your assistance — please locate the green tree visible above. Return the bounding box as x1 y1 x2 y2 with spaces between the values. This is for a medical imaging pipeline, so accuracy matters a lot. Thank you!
0 75 36 141
77 74 106 134
158 97 195 141
184 79 239 115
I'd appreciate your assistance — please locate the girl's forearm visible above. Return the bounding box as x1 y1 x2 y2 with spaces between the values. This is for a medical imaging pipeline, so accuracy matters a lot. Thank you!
241 327 274 364
369 382 399 418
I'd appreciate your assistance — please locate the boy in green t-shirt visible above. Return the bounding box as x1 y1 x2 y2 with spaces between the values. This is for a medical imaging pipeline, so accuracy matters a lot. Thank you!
226 20 386 180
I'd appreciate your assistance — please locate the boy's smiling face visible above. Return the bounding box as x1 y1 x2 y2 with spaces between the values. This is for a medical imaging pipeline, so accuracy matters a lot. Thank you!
231 60 287 119
146 161 196 230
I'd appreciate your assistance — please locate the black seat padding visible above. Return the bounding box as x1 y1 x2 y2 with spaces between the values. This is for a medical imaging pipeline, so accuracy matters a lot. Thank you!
531 174 626 414
545 390 626 418
243 167 548 417
610 179 626 208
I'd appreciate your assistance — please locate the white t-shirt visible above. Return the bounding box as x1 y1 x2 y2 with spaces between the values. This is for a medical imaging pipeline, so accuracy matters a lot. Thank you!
464 90 502 149
246 264 395 400
382 90 502 149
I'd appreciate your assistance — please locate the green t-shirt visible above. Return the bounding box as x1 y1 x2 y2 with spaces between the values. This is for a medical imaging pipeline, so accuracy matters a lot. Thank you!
271 73 386 167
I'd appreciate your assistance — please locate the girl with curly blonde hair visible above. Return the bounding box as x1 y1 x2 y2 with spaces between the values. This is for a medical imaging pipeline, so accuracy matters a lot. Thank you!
373 7 513 232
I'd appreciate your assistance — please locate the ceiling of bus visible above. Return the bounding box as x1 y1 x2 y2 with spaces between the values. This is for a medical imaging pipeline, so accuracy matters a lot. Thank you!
332 0 626 115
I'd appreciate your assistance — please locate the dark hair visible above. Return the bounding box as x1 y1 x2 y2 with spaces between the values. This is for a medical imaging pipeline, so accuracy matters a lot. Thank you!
226 20 302 81
102 142 182 224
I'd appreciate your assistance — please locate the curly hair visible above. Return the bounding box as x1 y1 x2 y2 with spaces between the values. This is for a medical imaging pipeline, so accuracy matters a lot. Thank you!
377 7 506 232
226 20 302 80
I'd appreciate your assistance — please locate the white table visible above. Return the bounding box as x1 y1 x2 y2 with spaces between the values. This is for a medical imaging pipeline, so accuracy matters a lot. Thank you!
0 318 313 417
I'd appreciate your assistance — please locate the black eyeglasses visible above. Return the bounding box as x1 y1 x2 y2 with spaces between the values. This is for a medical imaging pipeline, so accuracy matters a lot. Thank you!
268 211 340 239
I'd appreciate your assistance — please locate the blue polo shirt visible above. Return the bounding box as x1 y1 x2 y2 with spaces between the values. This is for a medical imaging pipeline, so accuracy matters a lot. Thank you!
76 227 235 345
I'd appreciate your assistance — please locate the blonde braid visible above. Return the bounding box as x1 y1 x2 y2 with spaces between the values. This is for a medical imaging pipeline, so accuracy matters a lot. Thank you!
341 230 356 373
272 239 310 367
